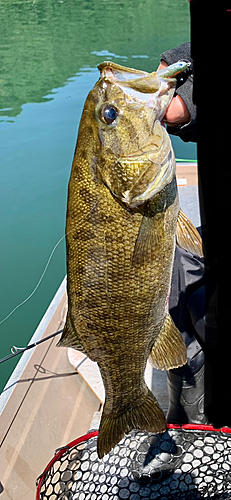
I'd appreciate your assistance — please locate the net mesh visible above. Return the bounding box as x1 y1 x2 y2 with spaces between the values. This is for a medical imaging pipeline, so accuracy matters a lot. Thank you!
36 425 231 500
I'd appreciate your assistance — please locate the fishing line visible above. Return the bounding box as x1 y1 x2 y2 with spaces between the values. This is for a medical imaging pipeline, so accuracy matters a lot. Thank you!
0 201 98 327
0 234 66 326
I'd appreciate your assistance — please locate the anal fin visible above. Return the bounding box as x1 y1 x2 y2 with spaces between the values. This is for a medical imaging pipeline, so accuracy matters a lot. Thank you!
57 311 86 353
176 209 204 257
150 314 187 370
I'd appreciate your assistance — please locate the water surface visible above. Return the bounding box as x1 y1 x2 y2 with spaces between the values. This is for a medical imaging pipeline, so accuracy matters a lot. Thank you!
0 0 195 392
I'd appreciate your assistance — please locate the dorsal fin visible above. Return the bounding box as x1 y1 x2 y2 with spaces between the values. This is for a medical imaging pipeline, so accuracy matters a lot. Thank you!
176 209 204 257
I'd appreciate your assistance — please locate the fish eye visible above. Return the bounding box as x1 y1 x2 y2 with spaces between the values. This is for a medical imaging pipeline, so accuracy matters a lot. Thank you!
100 105 118 125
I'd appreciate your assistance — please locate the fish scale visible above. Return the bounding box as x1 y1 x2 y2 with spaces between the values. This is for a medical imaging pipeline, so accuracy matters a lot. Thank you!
58 60 203 458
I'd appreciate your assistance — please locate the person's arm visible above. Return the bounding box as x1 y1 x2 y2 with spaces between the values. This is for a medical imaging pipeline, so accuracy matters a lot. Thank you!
159 42 197 142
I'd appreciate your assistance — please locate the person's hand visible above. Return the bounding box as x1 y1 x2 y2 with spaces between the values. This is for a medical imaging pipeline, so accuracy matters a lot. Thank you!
158 61 190 127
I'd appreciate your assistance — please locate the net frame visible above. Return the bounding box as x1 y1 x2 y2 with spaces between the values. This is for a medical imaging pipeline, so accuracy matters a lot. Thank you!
36 424 231 500
36 431 99 500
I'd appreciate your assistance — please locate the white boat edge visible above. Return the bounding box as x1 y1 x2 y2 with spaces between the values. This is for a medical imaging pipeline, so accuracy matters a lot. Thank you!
0 276 67 414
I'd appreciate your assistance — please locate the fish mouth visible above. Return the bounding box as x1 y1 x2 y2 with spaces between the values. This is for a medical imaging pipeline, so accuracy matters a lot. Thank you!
98 60 175 98
121 149 175 209
98 61 149 82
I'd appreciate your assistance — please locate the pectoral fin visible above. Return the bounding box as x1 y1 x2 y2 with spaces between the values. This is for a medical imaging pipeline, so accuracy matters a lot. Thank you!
150 314 187 370
176 209 204 257
132 213 164 266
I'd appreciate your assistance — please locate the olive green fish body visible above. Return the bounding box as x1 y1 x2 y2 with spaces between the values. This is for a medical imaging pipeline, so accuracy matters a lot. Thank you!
59 62 203 457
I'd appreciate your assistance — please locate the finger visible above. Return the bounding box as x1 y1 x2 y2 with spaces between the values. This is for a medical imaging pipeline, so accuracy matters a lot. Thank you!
163 95 190 127
157 60 168 72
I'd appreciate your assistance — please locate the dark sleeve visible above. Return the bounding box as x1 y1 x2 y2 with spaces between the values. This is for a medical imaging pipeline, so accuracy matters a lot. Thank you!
160 42 197 143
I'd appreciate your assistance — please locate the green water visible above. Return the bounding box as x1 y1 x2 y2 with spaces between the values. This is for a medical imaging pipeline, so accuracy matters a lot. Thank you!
0 0 195 393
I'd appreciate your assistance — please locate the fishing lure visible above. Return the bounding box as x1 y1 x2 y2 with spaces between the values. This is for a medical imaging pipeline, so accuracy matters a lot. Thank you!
157 60 191 78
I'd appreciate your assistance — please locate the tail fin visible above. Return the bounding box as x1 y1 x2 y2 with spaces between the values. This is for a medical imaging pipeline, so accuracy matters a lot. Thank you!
97 388 166 458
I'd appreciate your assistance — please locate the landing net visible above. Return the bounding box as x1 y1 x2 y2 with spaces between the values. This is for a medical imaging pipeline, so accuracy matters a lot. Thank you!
36 424 231 500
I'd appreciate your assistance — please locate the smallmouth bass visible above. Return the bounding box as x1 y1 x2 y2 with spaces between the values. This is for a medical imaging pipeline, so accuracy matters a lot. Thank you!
58 61 203 458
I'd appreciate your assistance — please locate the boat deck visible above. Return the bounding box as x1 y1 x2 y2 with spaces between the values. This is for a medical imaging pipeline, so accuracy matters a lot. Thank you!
0 282 101 500
0 163 200 500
